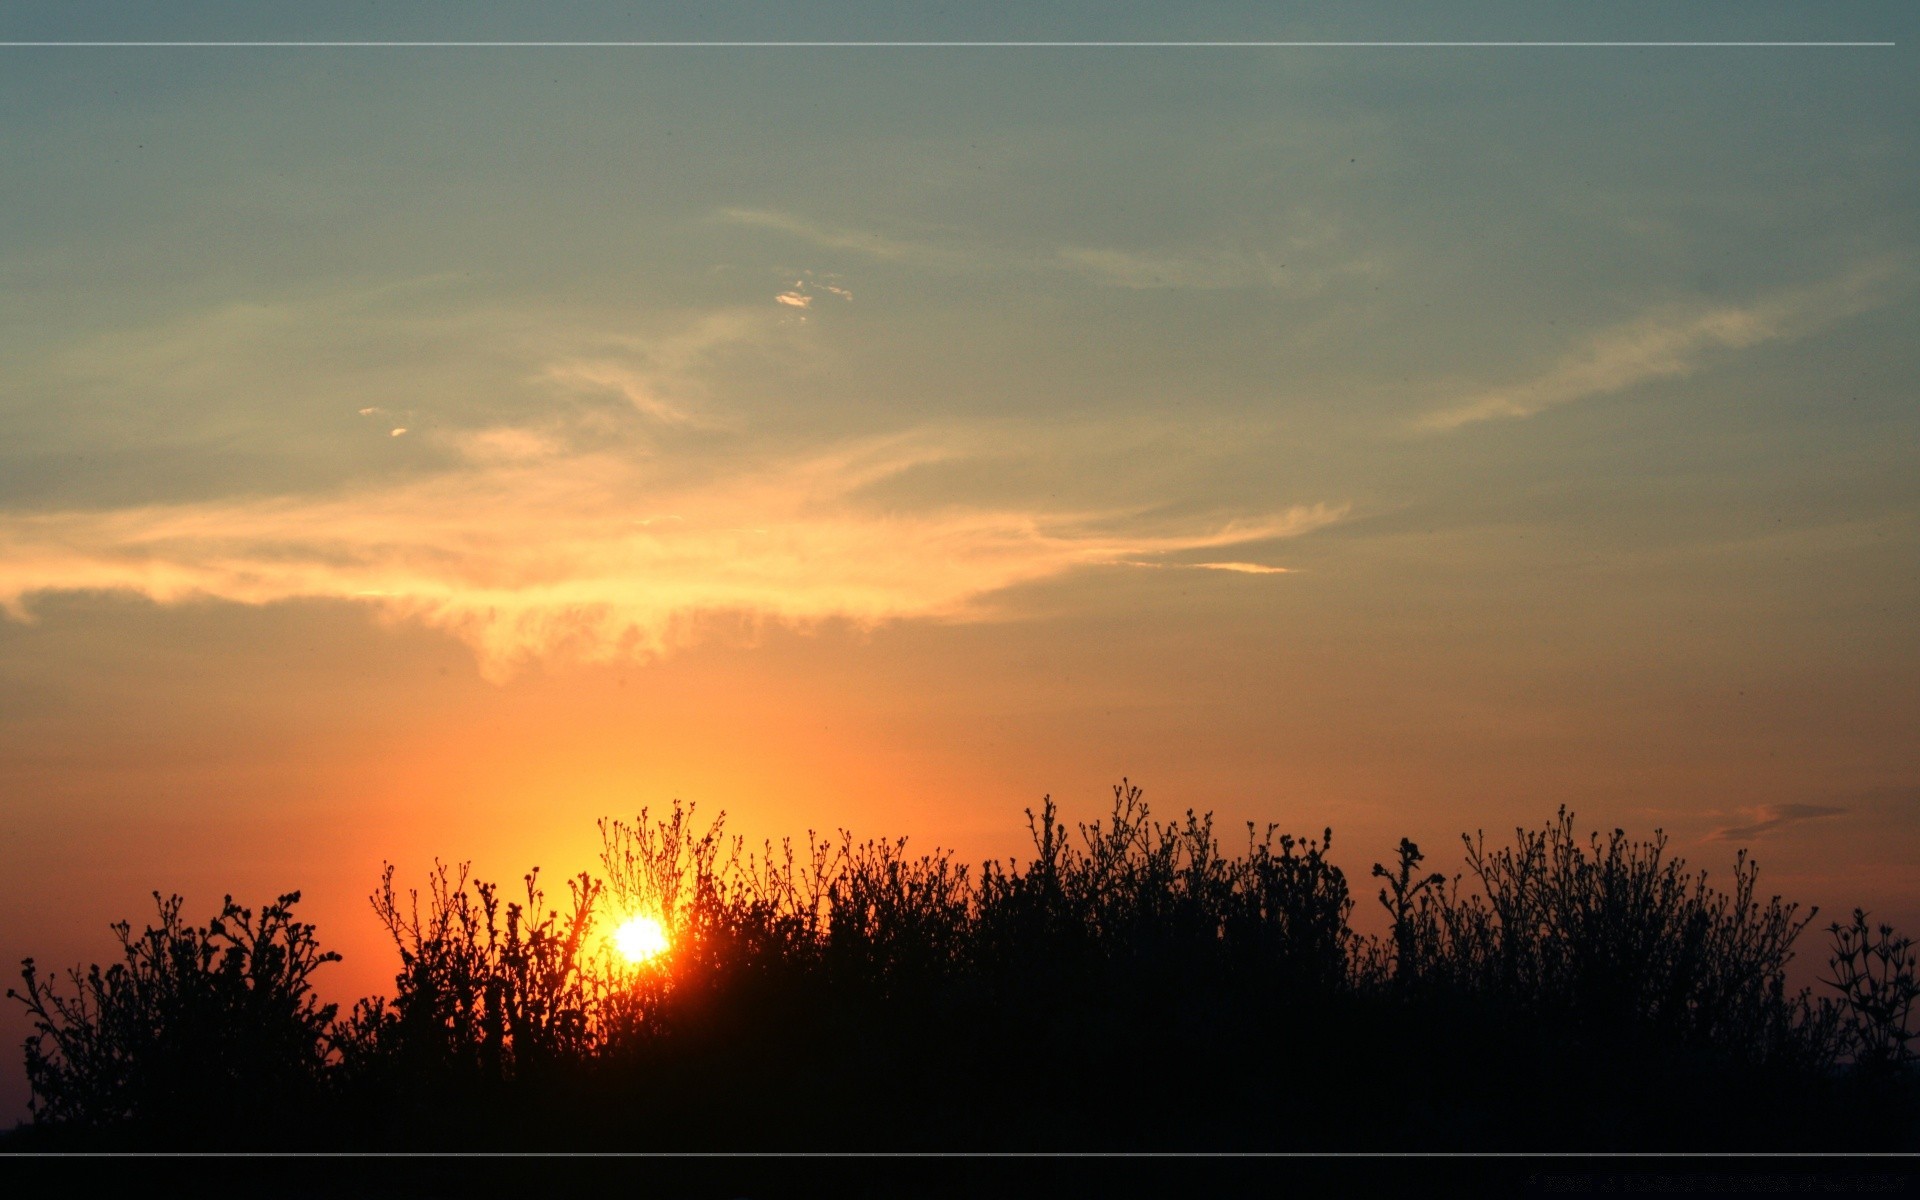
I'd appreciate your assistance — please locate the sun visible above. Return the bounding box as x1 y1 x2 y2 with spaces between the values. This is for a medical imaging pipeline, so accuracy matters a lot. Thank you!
612 914 671 965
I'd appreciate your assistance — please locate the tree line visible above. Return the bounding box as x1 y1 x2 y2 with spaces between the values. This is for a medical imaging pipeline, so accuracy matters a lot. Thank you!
8 783 1917 1150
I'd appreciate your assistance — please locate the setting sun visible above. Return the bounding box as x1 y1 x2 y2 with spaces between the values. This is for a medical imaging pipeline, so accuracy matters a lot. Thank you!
612 915 671 965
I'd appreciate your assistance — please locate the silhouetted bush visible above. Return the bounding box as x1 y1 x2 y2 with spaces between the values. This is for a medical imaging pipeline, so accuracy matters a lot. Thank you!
1374 809 1847 1071
1826 908 1920 1071
9 786 1916 1150
8 891 338 1146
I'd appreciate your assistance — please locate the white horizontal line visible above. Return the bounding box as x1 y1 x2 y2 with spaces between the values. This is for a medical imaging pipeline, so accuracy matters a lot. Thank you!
19 1149 1920 1158
0 41 1899 49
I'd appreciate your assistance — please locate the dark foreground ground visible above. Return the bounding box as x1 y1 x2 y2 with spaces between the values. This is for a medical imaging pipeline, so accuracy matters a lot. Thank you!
2 1151 1918 1200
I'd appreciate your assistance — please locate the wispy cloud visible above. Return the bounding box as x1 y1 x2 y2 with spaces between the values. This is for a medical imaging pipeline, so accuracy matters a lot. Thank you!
542 306 791 428
1712 803 1846 842
718 204 1379 296
717 207 962 268
443 426 564 463
1056 237 1379 294
773 273 854 311
0 431 1341 680
1 283 1345 678
1191 561 1291 575
543 360 698 425
1112 549 1313 575
1417 262 1902 432
1058 247 1272 290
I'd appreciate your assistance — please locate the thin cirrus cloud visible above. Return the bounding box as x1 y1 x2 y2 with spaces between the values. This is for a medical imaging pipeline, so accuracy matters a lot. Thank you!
1712 803 1847 842
542 359 699 425
0 430 1342 681
1120 559 1293 575
716 207 964 268
1055 228 1379 294
1416 262 1903 432
717 205 1376 294
539 305 794 427
1057 246 1292 291
1191 562 1292 575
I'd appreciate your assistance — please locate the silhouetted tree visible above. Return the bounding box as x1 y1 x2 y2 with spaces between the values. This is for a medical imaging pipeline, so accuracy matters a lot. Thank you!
9 891 338 1145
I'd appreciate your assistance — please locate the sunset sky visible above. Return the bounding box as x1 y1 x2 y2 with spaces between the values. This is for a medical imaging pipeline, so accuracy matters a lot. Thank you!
3 3 1916 1119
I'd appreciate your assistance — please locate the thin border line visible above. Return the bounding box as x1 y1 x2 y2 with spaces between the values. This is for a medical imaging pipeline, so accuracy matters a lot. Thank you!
0 40 1899 48
7 1150 1920 1158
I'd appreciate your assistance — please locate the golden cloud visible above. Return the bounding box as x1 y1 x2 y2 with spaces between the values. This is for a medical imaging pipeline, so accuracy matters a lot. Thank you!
0 433 1341 680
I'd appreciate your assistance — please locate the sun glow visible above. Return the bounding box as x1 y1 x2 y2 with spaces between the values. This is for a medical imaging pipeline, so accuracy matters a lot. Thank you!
612 914 671 965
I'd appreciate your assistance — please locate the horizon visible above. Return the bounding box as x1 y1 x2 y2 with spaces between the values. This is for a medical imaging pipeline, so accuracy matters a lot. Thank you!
2 2 1917 1130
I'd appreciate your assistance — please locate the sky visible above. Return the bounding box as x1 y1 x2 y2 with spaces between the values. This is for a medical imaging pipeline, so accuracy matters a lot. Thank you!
2 3 1917 1120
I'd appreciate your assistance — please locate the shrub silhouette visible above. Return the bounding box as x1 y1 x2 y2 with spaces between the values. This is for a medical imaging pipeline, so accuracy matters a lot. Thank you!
7 891 338 1145
1375 809 1841 1069
1825 909 1920 1071
324 861 605 1147
9 786 1916 1150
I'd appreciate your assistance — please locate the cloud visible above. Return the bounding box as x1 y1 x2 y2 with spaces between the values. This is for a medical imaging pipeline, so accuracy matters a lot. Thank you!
445 427 563 464
774 274 853 310
1190 561 1291 575
720 204 1377 295
1417 262 1903 431
1712 803 1846 842
539 306 792 428
716 207 961 268
0 431 1342 680
1056 242 1378 294
1118 558 1298 575
544 360 697 425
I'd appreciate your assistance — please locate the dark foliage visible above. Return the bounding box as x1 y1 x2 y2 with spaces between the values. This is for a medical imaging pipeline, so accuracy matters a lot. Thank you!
7 892 338 1146
10 786 1917 1150
1825 908 1920 1071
